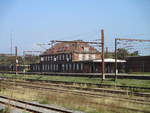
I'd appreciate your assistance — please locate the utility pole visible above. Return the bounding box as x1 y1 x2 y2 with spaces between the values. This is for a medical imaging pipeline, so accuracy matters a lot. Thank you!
10 32 13 56
106 47 108 58
101 29 105 80
114 38 150 81
115 39 117 81
23 51 25 73
15 46 18 75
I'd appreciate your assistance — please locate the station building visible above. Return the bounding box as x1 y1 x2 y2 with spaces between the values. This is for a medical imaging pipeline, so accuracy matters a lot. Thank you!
30 40 125 73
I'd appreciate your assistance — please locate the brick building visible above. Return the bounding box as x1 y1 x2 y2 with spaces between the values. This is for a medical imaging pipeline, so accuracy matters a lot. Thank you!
126 56 150 72
30 40 125 73
31 40 101 72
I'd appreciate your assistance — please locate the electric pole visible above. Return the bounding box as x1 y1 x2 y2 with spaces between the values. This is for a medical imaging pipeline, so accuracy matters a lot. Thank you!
10 32 13 56
115 39 117 81
101 29 105 80
106 47 108 58
15 46 18 75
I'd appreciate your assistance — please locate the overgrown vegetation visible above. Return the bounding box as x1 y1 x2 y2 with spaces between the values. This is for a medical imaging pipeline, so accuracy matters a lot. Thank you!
116 48 139 60
1 74 150 93
0 107 10 113
128 72 150 75
104 48 139 59
0 54 39 66
0 74 150 87
0 85 149 113
0 74 150 88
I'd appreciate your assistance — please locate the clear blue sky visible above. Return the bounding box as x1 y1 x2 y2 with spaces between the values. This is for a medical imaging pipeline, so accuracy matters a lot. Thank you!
0 0 150 55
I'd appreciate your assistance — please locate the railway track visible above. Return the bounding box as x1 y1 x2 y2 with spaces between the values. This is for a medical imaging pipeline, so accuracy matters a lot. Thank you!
2 79 150 98
0 96 77 113
1 80 150 105
25 78 150 90
0 92 150 113
1 75 150 91
1 77 150 95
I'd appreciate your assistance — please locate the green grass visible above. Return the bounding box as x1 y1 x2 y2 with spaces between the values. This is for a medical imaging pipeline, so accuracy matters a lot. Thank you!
0 73 150 88
39 99 49 104
128 72 150 75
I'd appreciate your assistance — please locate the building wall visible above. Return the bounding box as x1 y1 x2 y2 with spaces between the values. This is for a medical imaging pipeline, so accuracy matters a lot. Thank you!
72 53 100 61
30 41 102 73
40 53 72 63
30 61 125 73
126 56 150 72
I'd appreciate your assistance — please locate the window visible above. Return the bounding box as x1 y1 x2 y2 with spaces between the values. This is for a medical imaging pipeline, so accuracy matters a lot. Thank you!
91 54 96 59
81 63 83 70
59 55 61 60
59 54 61 60
76 64 79 71
62 54 65 60
45 56 47 61
41 57 44 61
66 64 68 71
45 64 47 71
69 54 72 60
79 54 83 60
84 47 89 52
62 64 65 71
42 65 44 71
50 56 52 61
54 64 55 71
50 64 52 71
37 65 39 71
73 64 76 71
36 65 38 71
32 66 34 71
85 54 89 60
48 56 50 61
56 64 58 71
54 58 56 61
69 64 72 70
47 64 49 71
56 55 58 61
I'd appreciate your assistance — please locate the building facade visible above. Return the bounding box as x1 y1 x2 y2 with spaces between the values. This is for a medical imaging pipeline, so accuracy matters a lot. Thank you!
126 56 150 72
30 40 101 72
30 40 125 73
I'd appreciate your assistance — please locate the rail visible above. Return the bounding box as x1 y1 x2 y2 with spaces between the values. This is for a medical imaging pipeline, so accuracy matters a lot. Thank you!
0 95 77 113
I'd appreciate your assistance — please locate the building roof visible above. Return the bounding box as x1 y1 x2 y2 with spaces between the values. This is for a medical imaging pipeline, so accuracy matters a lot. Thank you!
42 40 99 55
73 58 126 63
126 55 150 58
126 55 150 61
93 58 126 63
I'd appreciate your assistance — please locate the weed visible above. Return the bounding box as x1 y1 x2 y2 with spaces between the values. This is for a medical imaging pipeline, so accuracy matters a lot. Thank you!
0 107 10 113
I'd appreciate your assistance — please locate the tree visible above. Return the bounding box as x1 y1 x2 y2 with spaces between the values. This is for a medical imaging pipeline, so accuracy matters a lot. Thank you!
130 51 139 56
117 48 129 59
116 48 139 60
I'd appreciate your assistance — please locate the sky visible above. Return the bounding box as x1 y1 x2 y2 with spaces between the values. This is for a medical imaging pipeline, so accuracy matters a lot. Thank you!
0 0 150 55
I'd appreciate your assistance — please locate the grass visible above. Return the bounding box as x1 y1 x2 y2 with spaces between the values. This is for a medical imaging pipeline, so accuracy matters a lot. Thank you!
128 72 150 75
0 107 10 113
0 85 150 113
0 73 150 88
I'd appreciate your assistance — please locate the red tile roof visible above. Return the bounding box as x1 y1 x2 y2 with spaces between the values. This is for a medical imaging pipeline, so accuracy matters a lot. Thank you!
42 41 99 55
